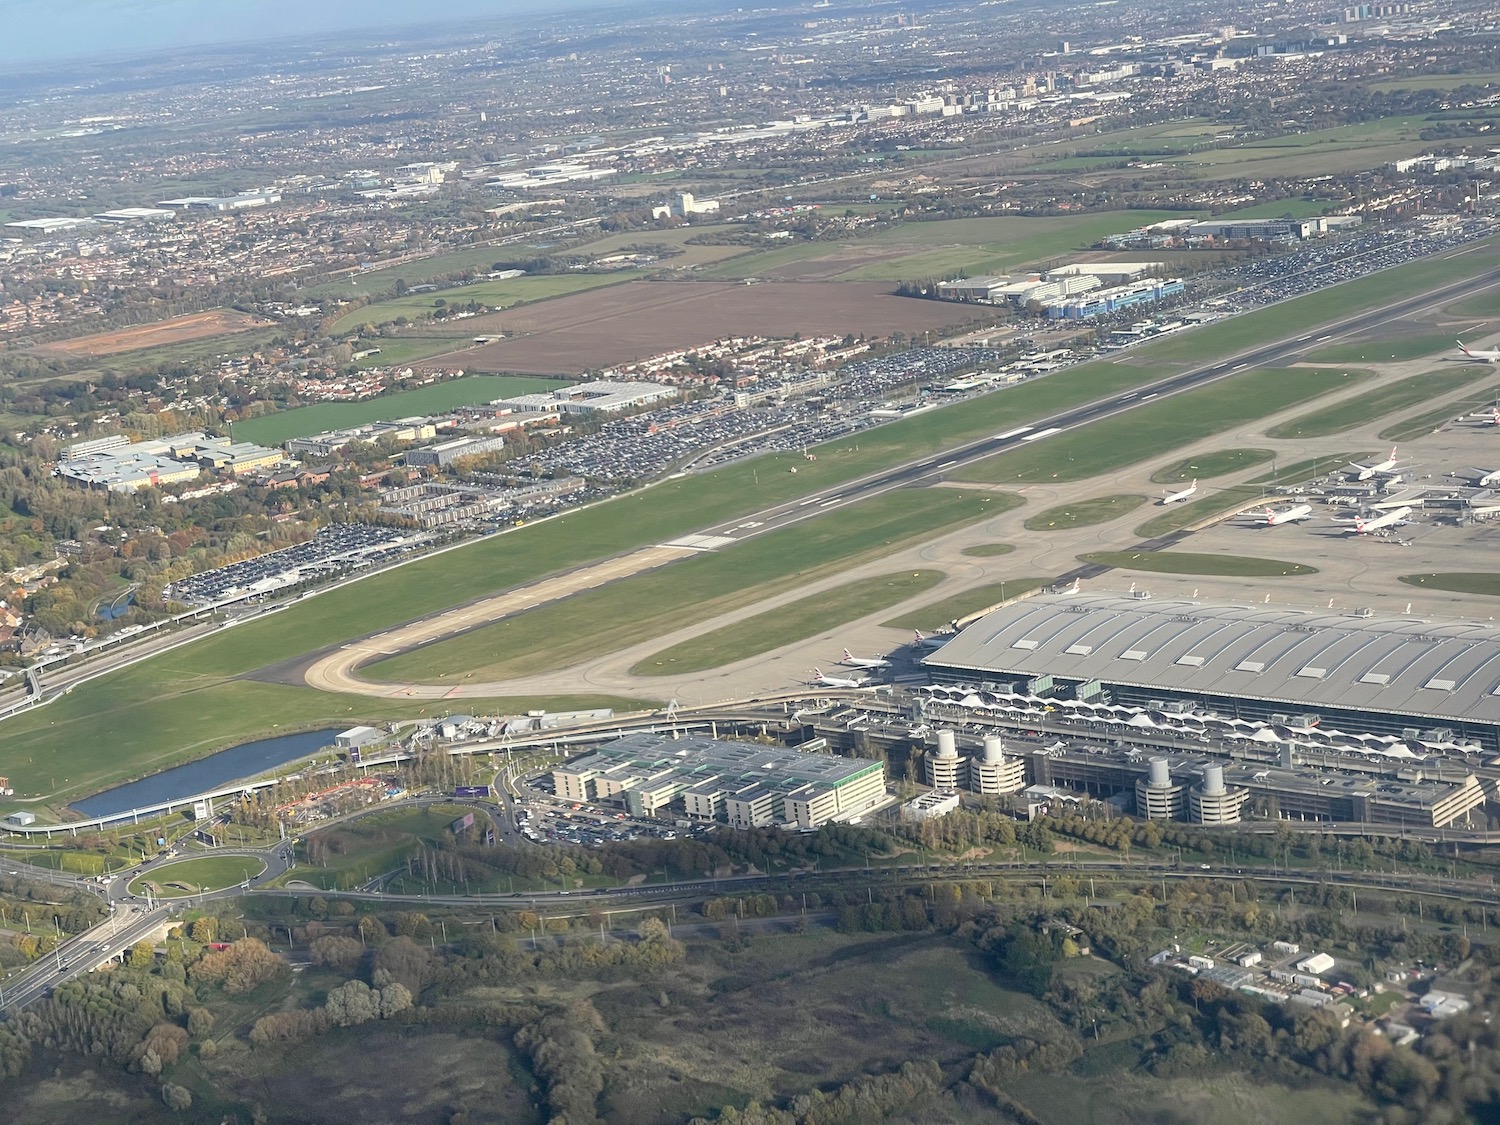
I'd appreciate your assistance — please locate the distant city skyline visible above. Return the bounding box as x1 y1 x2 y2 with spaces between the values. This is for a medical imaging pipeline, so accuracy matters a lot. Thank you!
4 0 644 65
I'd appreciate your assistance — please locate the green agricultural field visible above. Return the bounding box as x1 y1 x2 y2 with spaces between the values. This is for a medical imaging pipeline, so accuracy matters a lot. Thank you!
833 211 1189 282
1022 494 1147 531
129 855 265 898
1381 392 1500 441
232 375 567 445
1369 70 1500 92
1265 367 1488 439
304 246 533 298
960 543 1016 557
352 336 471 369
1080 550 1317 577
370 490 1013 685
957 368 1363 485
883 578 1051 631
1399 573 1500 596
5 247 1495 788
631 570 943 675
1305 334 1454 364
1218 198 1338 219
1150 448 1274 483
328 272 629 334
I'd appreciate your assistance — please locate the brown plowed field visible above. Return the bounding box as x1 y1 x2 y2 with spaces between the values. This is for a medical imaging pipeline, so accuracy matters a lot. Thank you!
32 309 274 358
417 280 996 375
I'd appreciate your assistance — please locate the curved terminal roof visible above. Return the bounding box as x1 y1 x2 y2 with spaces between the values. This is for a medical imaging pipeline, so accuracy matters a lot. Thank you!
923 592 1500 726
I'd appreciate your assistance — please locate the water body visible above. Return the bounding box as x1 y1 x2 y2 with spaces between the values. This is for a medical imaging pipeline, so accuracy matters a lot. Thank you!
71 729 341 819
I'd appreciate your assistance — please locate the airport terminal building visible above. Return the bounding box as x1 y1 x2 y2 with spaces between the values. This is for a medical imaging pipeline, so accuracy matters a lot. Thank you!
924 592 1500 753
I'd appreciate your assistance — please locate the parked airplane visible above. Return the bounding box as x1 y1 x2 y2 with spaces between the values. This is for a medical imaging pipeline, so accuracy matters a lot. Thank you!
1458 340 1500 363
841 648 892 669
1264 503 1313 526
1351 505 1413 535
911 629 952 650
1469 467 1500 487
1467 408 1500 426
1160 478 1198 505
1348 447 1403 481
810 667 867 688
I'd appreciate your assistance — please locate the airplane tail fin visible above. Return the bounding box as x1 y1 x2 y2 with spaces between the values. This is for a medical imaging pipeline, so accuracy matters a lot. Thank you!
842 649 854 661
914 629 924 643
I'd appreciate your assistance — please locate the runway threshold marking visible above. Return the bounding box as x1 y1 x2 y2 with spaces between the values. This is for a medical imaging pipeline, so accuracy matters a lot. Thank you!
1022 427 1061 441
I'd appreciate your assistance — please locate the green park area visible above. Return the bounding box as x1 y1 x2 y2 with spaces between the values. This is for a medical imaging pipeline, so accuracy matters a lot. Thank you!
1266 368 1489 439
1022 494 1146 531
2 248 1493 797
1150 449 1274 484
631 570 943 676
956 368 1364 485
1081 550 1317 577
232 375 567 445
129 855 266 898
327 272 627 334
371 490 1013 685
1399 573 1500 597
883 578 1051 631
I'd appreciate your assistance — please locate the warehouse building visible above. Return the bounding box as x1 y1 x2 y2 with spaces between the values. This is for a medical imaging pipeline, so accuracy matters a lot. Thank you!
552 732 887 828
404 434 506 469
925 592 1500 753
55 431 282 492
493 380 678 416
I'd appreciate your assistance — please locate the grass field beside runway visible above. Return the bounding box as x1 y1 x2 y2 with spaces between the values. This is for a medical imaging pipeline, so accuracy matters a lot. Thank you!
630 571 944 676
1399 573 1500 596
1150 449 1274 484
1380 391 1500 441
955 368 1365 485
1080 551 1318 577
3 248 1493 788
883 578 1052 631
368 490 1016 685
1304 334 1454 365
1265 367 1489 439
960 543 1016 558
1022 494 1147 531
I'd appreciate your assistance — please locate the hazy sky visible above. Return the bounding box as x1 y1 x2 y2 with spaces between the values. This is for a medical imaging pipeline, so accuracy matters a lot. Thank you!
4 0 620 64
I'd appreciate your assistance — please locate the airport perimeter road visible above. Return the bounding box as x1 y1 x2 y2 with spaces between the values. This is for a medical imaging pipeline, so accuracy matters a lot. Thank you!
301 256 1500 700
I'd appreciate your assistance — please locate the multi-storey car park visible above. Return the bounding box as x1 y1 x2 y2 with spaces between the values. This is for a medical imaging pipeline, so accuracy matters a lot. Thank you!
551 731 888 830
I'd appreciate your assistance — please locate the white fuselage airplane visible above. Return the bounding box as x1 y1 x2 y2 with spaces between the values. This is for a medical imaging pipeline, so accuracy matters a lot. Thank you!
1264 503 1313 526
1352 505 1413 535
1160 478 1197 505
1468 409 1500 426
810 667 867 689
1471 467 1500 487
911 629 950 650
1348 446 1402 481
841 648 891 669
1459 340 1500 363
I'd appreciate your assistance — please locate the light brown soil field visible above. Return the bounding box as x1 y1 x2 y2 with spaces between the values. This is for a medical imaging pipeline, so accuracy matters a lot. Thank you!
31 309 274 358
418 280 997 374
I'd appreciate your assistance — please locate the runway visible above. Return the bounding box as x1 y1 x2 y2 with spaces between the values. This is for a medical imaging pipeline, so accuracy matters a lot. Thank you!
299 257 1500 699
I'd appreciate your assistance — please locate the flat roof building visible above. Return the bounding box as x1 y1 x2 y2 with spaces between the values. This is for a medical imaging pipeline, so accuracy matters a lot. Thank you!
404 434 506 468
492 380 677 416
553 732 887 828
925 591 1500 752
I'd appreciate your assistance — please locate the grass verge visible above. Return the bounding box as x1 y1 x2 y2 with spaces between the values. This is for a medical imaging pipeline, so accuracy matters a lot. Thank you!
129 855 266 898
1265 367 1488 439
1080 551 1317 577
1398 573 1500 596
1022 494 1147 531
1304 334 1454 364
883 578 1052 630
960 543 1016 558
1149 449 1274 484
1380 392 1500 441
957 368 1364 485
630 570 943 675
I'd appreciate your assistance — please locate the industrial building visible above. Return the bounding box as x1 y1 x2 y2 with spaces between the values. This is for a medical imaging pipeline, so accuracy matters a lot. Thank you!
1045 278 1185 319
285 419 438 458
55 431 282 492
404 434 506 469
492 380 679 416
552 732 887 828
